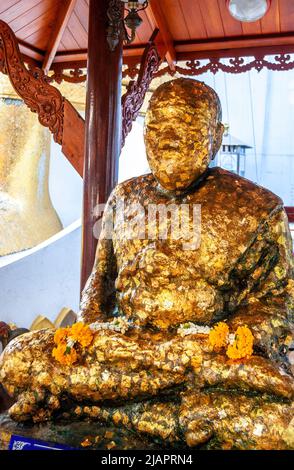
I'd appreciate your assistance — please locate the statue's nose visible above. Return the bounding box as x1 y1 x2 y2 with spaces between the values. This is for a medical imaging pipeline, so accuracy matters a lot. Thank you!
158 129 182 149
158 140 180 150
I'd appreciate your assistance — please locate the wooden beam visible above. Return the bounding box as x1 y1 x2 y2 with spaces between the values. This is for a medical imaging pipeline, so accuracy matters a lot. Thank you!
51 60 88 72
81 0 123 289
176 44 294 61
174 32 294 55
124 45 147 57
42 0 77 74
21 54 42 69
53 49 88 63
146 0 176 70
62 99 85 177
18 39 45 62
52 31 294 67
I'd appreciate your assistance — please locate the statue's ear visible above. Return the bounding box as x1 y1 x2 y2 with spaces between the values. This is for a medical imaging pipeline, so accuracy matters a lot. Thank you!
212 122 225 160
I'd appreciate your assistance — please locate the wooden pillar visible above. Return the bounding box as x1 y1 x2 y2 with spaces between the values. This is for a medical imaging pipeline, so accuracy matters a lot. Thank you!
81 0 123 289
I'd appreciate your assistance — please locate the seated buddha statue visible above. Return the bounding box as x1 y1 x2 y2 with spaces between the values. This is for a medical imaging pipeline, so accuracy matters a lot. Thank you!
1 78 294 450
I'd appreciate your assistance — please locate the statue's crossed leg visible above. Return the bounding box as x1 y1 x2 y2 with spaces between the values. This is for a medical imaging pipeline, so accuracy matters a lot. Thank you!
1 326 293 449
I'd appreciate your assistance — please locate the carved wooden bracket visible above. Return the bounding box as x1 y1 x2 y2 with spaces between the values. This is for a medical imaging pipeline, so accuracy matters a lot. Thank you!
0 20 64 144
106 0 124 52
49 67 87 84
121 30 161 148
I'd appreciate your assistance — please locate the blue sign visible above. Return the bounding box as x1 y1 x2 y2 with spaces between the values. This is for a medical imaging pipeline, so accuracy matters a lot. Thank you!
9 434 76 450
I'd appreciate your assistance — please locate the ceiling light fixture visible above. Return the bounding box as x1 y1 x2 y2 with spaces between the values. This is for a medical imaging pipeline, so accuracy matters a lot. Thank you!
226 0 271 23
122 1 149 44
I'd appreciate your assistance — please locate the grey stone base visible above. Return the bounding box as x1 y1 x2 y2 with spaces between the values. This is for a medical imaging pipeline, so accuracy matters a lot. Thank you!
0 412 182 450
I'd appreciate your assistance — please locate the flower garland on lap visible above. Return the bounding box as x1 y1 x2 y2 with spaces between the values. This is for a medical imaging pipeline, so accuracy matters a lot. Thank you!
52 322 93 366
209 322 254 360
52 320 254 366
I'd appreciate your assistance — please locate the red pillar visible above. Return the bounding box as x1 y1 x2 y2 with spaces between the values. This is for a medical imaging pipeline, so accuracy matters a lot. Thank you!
81 0 123 289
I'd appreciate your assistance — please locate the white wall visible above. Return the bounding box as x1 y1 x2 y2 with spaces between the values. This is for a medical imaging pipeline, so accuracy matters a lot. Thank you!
0 137 83 328
119 117 149 182
0 221 81 328
49 139 83 228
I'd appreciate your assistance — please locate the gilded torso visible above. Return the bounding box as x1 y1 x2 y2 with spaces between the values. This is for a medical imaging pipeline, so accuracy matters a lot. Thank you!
110 168 282 329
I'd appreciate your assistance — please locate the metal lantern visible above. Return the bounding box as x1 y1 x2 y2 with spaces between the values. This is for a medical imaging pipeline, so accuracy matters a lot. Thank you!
218 134 252 177
121 1 149 44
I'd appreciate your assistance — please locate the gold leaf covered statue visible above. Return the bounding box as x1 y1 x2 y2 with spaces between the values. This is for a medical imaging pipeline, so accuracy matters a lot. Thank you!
1 78 294 449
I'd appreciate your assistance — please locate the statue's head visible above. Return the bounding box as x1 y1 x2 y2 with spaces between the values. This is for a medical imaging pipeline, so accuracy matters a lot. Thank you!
144 78 224 191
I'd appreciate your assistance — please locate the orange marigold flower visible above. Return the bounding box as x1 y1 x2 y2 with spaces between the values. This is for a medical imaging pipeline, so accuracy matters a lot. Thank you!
52 323 93 365
54 327 69 345
52 344 78 366
68 322 93 348
209 322 229 350
226 325 254 360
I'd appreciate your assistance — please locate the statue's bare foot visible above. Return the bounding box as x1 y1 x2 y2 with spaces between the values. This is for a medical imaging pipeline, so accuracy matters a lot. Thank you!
180 390 294 449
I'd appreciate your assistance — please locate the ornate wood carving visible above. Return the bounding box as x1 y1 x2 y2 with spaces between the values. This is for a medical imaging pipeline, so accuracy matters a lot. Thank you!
121 53 294 79
106 0 124 52
122 65 141 79
0 20 64 144
160 53 294 77
122 57 142 79
157 54 294 76
49 67 87 84
46 51 294 83
121 37 161 147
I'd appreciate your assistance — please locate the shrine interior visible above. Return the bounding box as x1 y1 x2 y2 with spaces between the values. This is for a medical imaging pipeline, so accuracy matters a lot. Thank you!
0 0 294 453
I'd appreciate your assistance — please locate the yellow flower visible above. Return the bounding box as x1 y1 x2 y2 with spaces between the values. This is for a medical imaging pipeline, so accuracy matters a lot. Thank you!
226 325 254 360
68 322 93 348
209 322 229 350
52 344 78 366
52 322 93 365
54 327 69 345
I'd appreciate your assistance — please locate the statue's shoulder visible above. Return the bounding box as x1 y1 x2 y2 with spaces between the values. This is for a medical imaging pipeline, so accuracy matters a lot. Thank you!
208 167 283 212
112 173 155 198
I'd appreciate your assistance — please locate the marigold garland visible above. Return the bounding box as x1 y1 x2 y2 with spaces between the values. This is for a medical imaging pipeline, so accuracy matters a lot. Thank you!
69 322 93 348
209 322 254 360
52 322 93 366
208 322 229 350
54 328 68 344
52 343 78 366
226 325 254 360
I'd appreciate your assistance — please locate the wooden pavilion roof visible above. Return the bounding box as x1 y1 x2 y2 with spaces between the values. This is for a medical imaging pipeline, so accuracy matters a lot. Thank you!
1 0 294 73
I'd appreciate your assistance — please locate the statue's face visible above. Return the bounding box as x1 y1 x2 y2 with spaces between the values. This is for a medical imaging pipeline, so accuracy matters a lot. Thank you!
144 79 224 191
